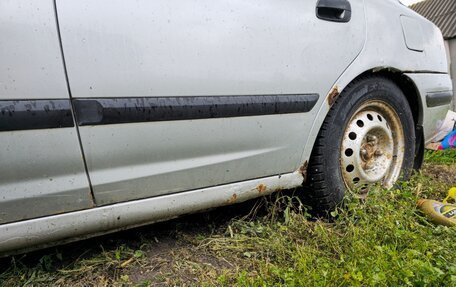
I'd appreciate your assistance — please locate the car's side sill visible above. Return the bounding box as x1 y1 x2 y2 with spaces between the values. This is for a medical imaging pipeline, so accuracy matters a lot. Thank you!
0 170 304 256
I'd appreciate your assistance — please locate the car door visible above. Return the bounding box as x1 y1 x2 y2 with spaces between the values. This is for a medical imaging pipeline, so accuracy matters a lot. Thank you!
0 0 93 224
56 0 366 205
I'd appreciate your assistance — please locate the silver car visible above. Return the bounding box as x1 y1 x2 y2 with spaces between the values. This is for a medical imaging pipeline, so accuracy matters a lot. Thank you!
0 0 452 255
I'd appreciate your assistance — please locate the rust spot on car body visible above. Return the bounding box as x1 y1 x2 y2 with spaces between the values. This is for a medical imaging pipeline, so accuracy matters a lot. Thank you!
299 161 308 182
227 193 237 204
327 86 340 106
257 184 267 193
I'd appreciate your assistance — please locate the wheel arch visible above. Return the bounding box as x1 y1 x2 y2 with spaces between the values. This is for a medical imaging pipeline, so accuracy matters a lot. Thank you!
349 68 424 127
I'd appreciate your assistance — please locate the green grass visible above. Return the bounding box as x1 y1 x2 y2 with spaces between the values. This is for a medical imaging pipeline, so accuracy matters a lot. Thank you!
205 182 455 286
0 152 455 286
425 149 456 164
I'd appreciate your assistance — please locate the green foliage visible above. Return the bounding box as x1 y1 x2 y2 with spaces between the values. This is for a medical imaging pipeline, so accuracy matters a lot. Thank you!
194 170 456 286
425 149 456 164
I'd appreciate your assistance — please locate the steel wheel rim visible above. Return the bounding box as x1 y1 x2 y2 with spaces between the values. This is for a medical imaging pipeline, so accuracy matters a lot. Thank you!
340 100 405 191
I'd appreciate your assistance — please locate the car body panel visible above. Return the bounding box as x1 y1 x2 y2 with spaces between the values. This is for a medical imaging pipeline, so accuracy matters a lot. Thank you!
0 128 94 224
0 0 93 224
57 0 366 98
56 0 366 205
76 114 313 205
0 0 68 99
404 73 452 143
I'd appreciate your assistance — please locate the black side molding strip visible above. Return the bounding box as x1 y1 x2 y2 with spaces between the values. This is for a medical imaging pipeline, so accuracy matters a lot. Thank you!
0 99 74 132
0 94 319 131
426 91 453 107
73 94 319 126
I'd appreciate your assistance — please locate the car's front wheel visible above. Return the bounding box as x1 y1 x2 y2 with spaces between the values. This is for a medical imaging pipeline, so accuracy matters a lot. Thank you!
305 76 416 213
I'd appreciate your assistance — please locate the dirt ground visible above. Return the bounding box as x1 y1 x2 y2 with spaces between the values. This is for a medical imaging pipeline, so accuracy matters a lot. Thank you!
422 163 456 186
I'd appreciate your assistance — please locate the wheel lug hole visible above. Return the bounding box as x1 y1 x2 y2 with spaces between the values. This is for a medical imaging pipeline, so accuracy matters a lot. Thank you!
346 165 354 172
345 148 353 157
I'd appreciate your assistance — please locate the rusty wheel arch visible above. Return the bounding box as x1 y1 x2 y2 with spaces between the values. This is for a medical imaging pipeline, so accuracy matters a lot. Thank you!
350 68 423 126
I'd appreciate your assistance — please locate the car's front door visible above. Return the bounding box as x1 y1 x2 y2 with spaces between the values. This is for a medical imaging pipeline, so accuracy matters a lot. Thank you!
56 0 366 205
0 0 93 224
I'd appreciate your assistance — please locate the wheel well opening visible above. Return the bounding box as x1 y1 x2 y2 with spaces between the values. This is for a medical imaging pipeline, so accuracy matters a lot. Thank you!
353 69 422 126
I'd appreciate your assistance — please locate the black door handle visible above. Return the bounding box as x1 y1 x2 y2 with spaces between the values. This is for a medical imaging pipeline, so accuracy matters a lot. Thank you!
316 0 351 23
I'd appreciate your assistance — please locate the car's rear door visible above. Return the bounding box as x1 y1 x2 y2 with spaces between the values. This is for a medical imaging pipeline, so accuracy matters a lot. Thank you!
0 0 93 224
56 0 366 205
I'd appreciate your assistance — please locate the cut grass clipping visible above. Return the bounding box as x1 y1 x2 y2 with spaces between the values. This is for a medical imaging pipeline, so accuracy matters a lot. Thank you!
0 160 455 286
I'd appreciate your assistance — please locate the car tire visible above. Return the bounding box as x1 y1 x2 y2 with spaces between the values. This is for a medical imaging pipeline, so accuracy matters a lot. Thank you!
304 76 416 214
